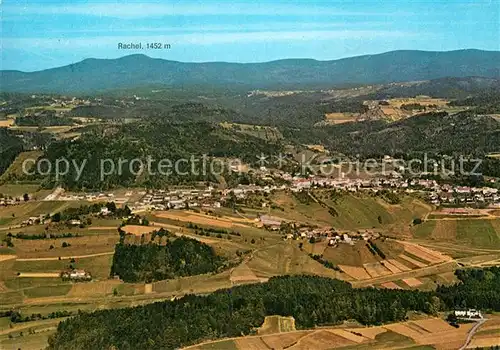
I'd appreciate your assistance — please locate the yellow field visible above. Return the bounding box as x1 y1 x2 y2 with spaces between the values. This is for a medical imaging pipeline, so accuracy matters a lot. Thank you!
230 262 262 284
323 112 358 125
401 242 451 264
380 281 402 289
398 254 428 268
155 210 251 229
121 225 157 236
17 273 60 278
257 316 296 335
0 119 14 127
184 316 475 350
401 277 423 287
338 265 371 280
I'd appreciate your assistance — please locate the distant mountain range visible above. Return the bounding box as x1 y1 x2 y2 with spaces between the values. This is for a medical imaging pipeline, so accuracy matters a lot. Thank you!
1 49 499 94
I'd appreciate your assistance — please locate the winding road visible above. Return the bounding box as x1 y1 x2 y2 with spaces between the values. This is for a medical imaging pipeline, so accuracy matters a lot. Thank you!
459 318 488 350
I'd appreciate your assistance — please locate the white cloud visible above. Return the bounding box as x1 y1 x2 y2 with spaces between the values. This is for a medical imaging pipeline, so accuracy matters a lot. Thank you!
42 21 387 34
1 30 416 49
3 3 406 18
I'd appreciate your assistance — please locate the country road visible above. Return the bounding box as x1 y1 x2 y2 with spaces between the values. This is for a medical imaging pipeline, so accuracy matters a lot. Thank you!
459 318 487 350
15 251 114 262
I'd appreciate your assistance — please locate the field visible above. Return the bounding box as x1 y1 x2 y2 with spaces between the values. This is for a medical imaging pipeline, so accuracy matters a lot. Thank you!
469 315 500 348
323 112 358 125
300 236 454 287
155 210 253 229
377 97 462 121
412 217 500 249
0 151 43 182
220 122 283 142
183 316 478 350
246 242 344 280
269 191 431 234
0 201 80 228
0 119 15 127
257 316 296 335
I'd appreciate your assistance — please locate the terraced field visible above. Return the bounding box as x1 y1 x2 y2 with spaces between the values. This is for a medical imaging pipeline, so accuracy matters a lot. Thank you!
183 317 475 350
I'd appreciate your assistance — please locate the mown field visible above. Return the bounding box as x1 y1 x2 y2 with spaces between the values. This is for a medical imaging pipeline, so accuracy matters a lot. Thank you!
183 315 478 350
411 218 500 249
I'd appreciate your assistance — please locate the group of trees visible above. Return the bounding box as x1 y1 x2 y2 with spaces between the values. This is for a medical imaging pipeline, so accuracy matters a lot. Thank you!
110 236 228 283
7 310 73 323
7 232 79 240
15 110 75 127
52 202 131 223
47 267 500 350
308 253 341 271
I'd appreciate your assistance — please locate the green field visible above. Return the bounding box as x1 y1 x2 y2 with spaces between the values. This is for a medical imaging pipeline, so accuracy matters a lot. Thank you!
413 220 436 239
4 278 67 290
11 255 113 280
456 219 500 249
1 331 56 350
0 184 49 198
22 284 72 298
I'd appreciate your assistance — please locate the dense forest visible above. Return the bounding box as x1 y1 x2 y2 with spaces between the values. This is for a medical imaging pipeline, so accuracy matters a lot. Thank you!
110 236 229 283
47 267 500 350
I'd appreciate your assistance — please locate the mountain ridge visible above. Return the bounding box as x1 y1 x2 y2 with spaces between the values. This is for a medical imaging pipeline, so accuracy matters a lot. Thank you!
1 49 499 93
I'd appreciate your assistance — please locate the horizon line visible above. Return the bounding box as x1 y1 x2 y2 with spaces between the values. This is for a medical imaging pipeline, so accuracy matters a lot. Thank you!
2 48 498 74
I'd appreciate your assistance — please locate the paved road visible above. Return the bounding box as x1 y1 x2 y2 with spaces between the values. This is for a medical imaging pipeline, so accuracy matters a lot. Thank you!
459 318 487 350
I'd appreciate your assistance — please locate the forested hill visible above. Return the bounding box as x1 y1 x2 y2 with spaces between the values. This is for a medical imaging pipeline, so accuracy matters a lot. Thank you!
34 120 283 190
47 268 500 350
281 111 500 157
2 49 499 93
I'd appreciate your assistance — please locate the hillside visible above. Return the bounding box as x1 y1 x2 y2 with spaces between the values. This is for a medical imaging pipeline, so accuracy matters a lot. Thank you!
30 120 284 190
282 111 500 157
2 49 499 93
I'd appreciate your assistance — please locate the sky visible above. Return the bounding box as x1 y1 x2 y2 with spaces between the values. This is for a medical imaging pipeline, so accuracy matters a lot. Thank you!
1 0 499 71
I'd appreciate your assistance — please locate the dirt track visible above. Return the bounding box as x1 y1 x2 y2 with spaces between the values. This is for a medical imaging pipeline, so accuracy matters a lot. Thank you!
17 272 60 278
15 251 114 262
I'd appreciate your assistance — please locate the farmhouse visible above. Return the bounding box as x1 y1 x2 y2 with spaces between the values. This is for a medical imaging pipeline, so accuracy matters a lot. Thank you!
454 309 483 319
61 269 92 281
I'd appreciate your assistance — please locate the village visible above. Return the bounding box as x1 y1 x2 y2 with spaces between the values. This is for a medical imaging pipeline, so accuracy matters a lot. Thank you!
2 169 500 212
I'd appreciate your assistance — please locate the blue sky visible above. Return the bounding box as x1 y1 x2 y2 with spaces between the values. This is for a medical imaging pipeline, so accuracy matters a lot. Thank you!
1 0 499 71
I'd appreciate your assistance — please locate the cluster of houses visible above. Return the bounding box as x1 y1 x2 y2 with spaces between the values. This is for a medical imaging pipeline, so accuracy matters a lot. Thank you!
280 175 499 207
453 309 483 320
57 192 129 205
21 214 47 227
0 197 22 206
327 231 380 246
60 269 92 282
42 96 91 108
137 188 220 211
427 184 499 206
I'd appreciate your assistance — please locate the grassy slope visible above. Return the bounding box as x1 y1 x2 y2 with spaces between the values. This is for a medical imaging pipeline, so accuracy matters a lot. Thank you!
270 191 430 233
